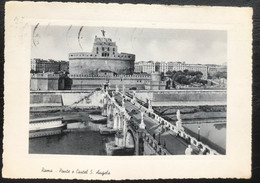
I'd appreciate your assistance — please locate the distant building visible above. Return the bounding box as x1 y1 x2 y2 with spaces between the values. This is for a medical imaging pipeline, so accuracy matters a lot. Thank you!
59 61 69 73
155 62 160 72
206 64 227 77
31 59 59 73
31 59 69 73
135 61 155 73
183 64 208 79
167 61 185 72
160 62 168 73
135 61 208 79
207 64 219 75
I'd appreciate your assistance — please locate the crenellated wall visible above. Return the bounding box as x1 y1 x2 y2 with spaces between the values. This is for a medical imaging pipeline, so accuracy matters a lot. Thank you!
30 94 62 107
30 73 60 91
69 75 151 90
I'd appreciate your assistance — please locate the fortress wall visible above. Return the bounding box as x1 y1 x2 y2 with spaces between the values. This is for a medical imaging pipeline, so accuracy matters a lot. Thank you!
152 90 226 102
69 58 135 75
70 76 150 90
30 94 62 105
30 91 103 107
30 77 59 91
61 93 91 106
31 78 48 91
135 92 154 102
30 78 38 91
135 90 226 103
48 79 59 90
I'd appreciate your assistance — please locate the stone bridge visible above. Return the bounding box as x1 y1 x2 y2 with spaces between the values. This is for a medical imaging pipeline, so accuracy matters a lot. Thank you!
100 85 220 155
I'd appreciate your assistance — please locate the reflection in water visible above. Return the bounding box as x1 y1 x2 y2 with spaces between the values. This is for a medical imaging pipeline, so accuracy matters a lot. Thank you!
29 129 114 155
183 122 226 154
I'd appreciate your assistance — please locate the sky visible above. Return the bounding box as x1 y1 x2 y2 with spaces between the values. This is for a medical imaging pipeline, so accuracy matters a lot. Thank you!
31 25 227 65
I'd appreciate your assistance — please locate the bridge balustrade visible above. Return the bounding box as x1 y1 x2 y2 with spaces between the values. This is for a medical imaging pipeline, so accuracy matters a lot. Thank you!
141 131 170 155
106 90 220 155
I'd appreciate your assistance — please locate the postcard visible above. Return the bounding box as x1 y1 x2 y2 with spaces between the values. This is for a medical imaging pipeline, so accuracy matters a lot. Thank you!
3 2 252 180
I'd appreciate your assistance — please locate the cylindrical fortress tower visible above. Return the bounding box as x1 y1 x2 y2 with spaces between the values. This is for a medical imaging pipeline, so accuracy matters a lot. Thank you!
69 31 135 75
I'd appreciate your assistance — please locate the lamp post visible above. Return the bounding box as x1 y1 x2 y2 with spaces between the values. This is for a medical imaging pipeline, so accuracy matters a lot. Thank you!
158 126 162 145
158 132 161 145
198 124 201 141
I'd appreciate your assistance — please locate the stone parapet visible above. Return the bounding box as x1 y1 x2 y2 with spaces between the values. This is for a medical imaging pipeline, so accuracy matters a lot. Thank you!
69 74 151 79
118 91 220 155
31 73 60 79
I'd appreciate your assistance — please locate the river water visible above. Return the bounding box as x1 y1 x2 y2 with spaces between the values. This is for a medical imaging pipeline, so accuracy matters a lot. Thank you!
29 128 114 155
29 121 226 155
183 122 226 154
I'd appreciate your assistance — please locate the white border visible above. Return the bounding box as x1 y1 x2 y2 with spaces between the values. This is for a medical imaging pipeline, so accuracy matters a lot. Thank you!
3 2 252 179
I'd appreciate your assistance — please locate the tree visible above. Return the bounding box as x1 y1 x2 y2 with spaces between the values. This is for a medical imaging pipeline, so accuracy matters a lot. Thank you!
180 77 189 85
166 70 172 75
30 69 36 73
195 71 203 79
183 69 189 75
201 80 208 85
172 71 184 80
172 80 176 88
187 70 196 76
170 70 177 79
175 75 186 83
161 72 165 79
215 71 227 79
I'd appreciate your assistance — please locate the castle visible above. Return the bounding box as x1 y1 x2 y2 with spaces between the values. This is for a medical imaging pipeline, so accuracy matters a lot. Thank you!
30 31 165 91
30 30 224 91
68 31 164 90
69 30 135 76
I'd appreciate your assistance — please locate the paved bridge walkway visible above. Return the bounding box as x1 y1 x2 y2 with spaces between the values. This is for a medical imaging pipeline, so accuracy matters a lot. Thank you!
114 93 188 155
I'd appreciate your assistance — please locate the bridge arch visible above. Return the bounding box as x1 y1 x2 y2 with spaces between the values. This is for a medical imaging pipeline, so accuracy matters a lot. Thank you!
125 129 135 149
113 113 120 129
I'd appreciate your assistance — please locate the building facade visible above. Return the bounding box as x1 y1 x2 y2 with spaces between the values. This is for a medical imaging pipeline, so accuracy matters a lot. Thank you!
59 61 69 73
31 59 69 73
206 64 227 77
69 33 135 76
183 64 208 79
135 61 208 79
